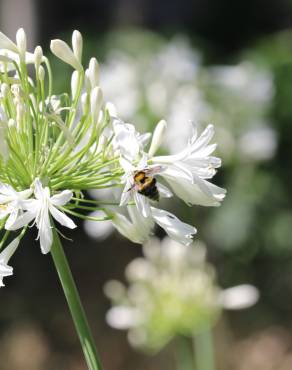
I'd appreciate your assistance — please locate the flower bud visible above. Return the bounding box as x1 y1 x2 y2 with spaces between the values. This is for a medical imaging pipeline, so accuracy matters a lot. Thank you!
8 119 16 128
88 57 99 88
34 46 43 70
96 134 107 154
148 119 167 157
38 66 45 81
83 69 90 93
81 92 89 115
1 83 9 98
90 86 103 124
50 39 82 71
71 70 79 100
105 102 118 118
16 28 27 59
16 102 24 124
72 30 83 63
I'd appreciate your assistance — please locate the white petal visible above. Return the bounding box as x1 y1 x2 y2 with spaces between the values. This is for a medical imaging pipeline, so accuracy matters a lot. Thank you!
18 189 33 200
134 192 151 218
49 205 76 229
162 172 226 207
0 262 13 287
156 183 173 198
190 124 214 153
0 182 16 196
128 205 154 240
21 199 39 212
6 210 35 230
119 157 135 173
50 190 73 206
221 285 259 310
34 178 46 199
111 211 145 244
0 31 17 52
0 237 20 264
106 306 141 329
151 207 197 246
0 207 10 220
5 208 19 229
39 222 53 254
120 187 131 206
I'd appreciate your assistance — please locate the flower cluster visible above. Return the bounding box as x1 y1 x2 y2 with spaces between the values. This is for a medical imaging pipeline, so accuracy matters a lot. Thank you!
105 237 259 351
0 28 225 286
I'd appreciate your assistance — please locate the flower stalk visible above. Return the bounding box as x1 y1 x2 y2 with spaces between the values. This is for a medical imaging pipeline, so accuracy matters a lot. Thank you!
194 328 216 370
50 225 103 370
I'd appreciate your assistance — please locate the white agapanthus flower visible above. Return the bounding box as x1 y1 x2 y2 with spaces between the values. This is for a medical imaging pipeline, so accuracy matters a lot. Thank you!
111 119 224 245
118 156 196 245
0 183 32 229
152 123 226 207
8 179 76 254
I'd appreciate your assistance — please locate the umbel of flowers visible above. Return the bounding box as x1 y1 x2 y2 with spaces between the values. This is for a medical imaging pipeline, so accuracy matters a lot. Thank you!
0 28 226 284
105 237 259 352
0 28 226 370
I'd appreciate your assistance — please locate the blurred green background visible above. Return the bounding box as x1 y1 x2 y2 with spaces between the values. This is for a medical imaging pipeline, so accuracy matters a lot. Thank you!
1 0 292 369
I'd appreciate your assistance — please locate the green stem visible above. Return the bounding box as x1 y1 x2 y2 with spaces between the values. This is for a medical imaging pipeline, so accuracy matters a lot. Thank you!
50 227 103 370
194 328 216 370
176 336 194 370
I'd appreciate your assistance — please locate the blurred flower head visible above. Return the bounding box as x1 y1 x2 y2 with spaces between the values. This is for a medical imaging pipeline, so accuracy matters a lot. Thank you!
105 238 258 352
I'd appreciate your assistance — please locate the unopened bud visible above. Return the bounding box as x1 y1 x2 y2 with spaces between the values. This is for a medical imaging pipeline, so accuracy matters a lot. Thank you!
88 57 99 88
96 135 107 153
16 102 24 123
38 66 45 81
50 39 82 71
148 119 167 157
34 46 43 70
90 86 103 124
105 102 118 118
81 92 89 114
72 30 83 63
1 83 9 98
8 119 16 128
16 28 27 59
84 69 91 92
71 70 79 100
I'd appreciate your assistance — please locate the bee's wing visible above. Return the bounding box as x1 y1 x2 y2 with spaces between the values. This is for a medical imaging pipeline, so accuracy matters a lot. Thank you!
144 165 166 176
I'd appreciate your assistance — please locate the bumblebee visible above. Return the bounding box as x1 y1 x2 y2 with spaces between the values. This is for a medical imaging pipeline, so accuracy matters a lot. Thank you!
133 170 159 201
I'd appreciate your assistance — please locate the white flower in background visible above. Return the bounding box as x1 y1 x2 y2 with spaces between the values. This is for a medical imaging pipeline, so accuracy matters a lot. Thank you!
220 284 259 310
0 183 32 229
8 179 76 254
209 62 273 106
84 210 114 241
239 125 277 161
0 237 20 287
152 123 226 206
105 237 259 351
101 54 140 120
